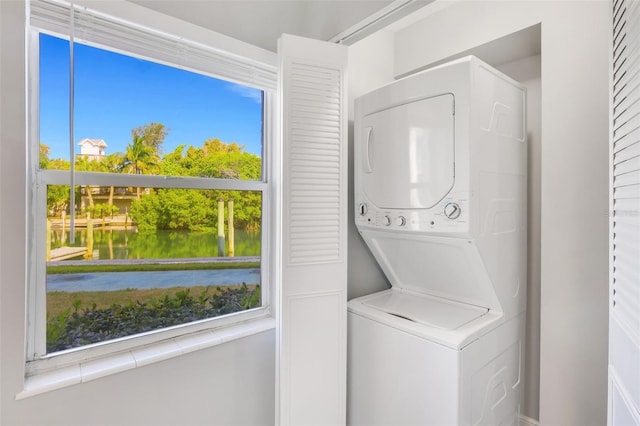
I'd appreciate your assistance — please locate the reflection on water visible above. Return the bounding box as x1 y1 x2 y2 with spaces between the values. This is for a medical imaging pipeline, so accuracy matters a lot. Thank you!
50 229 261 259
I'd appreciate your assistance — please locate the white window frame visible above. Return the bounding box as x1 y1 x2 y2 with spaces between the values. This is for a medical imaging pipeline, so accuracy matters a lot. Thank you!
23 0 277 388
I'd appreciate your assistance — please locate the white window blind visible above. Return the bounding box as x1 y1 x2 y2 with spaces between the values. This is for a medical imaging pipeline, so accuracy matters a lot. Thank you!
29 0 277 91
609 0 640 424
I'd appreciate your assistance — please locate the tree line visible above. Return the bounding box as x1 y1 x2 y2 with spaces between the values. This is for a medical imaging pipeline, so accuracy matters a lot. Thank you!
42 122 262 232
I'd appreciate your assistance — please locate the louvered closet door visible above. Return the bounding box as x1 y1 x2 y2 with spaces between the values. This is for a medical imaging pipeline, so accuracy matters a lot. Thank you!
610 1 640 424
276 34 348 426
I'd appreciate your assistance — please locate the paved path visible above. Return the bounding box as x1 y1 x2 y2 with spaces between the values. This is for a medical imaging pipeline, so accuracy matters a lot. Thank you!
47 268 260 292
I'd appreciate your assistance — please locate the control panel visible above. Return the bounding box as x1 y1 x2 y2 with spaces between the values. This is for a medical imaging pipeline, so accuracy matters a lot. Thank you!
355 194 469 233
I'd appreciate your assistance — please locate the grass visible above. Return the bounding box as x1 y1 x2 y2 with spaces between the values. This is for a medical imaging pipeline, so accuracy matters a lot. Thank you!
47 284 255 318
46 261 259 274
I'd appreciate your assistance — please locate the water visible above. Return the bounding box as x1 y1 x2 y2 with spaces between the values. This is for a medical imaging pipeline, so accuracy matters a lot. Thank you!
50 228 261 259
48 229 261 292
47 268 260 292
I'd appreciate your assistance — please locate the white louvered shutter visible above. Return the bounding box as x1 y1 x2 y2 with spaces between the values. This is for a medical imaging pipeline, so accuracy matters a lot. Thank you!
609 0 640 424
276 34 348 426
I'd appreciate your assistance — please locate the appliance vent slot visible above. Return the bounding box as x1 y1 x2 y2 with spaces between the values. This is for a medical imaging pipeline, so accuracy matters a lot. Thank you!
286 61 343 265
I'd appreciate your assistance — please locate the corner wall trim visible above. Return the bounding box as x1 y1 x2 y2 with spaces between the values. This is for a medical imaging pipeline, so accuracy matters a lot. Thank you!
520 415 539 426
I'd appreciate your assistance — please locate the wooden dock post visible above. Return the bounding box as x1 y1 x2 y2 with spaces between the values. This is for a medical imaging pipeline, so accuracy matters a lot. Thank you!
108 232 114 260
85 212 94 259
61 210 67 244
228 199 234 257
217 198 225 256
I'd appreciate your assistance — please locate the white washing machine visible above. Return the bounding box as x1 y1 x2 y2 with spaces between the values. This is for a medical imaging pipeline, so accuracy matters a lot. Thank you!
348 56 527 426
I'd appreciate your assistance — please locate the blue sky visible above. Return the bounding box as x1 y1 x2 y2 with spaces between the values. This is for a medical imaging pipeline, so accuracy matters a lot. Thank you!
39 33 264 160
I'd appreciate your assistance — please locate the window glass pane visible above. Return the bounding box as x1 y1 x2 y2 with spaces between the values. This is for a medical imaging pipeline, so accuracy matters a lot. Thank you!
46 185 262 353
39 34 70 169
39 33 264 180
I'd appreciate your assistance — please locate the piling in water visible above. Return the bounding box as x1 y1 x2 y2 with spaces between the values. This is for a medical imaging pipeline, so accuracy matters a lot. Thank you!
85 213 94 260
217 198 225 256
61 210 67 244
228 199 234 257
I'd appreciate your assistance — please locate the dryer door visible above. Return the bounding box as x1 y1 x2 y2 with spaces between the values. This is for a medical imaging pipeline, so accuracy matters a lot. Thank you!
361 93 455 210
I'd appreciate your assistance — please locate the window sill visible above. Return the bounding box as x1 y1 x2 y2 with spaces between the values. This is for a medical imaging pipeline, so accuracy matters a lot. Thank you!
16 316 275 400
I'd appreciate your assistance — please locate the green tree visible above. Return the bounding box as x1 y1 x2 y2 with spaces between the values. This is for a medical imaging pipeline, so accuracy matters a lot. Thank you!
158 189 213 231
144 138 263 231
160 145 188 177
39 143 51 169
130 189 215 232
75 155 105 209
40 144 72 216
124 135 158 175
129 191 161 232
123 135 159 198
132 122 168 155
47 185 69 216
100 153 124 210
39 143 71 171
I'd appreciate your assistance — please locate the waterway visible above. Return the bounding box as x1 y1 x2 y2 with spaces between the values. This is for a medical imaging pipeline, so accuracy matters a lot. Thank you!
48 229 261 292
51 228 261 259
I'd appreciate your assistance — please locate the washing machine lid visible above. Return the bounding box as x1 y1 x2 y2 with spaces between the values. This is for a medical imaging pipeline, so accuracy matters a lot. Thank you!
359 230 502 310
362 290 488 330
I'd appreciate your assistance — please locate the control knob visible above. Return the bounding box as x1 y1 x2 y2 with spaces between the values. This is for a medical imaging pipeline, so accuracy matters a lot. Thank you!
444 202 461 220
395 216 406 226
382 215 391 226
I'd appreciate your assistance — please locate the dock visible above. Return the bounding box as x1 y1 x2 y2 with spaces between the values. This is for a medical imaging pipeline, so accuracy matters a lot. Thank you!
49 246 88 261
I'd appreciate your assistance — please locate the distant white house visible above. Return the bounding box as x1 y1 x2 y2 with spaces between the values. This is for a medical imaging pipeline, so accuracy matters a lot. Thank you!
77 138 107 160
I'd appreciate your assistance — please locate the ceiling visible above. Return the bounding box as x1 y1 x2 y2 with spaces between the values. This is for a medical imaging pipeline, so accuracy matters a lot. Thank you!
130 0 409 52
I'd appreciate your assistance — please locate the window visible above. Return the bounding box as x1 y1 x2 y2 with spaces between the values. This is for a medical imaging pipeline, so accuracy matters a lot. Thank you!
27 0 276 375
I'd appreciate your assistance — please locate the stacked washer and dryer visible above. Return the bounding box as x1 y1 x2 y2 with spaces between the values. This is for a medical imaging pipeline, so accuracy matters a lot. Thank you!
348 56 527 426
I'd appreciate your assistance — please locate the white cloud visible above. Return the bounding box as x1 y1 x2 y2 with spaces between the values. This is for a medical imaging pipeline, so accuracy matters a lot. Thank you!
227 83 262 104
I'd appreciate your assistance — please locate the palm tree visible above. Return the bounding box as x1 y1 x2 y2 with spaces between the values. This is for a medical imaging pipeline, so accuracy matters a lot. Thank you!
75 156 99 209
123 135 158 198
102 153 124 208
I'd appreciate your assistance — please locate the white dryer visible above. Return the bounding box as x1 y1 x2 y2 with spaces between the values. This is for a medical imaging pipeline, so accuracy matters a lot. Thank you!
348 56 527 426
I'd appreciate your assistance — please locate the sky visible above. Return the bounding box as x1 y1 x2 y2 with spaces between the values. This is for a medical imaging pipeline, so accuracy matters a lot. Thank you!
39 33 264 160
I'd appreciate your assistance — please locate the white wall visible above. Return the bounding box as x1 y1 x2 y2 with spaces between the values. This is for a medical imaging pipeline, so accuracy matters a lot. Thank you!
0 2 275 425
347 29 394 300
391 1 609 424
